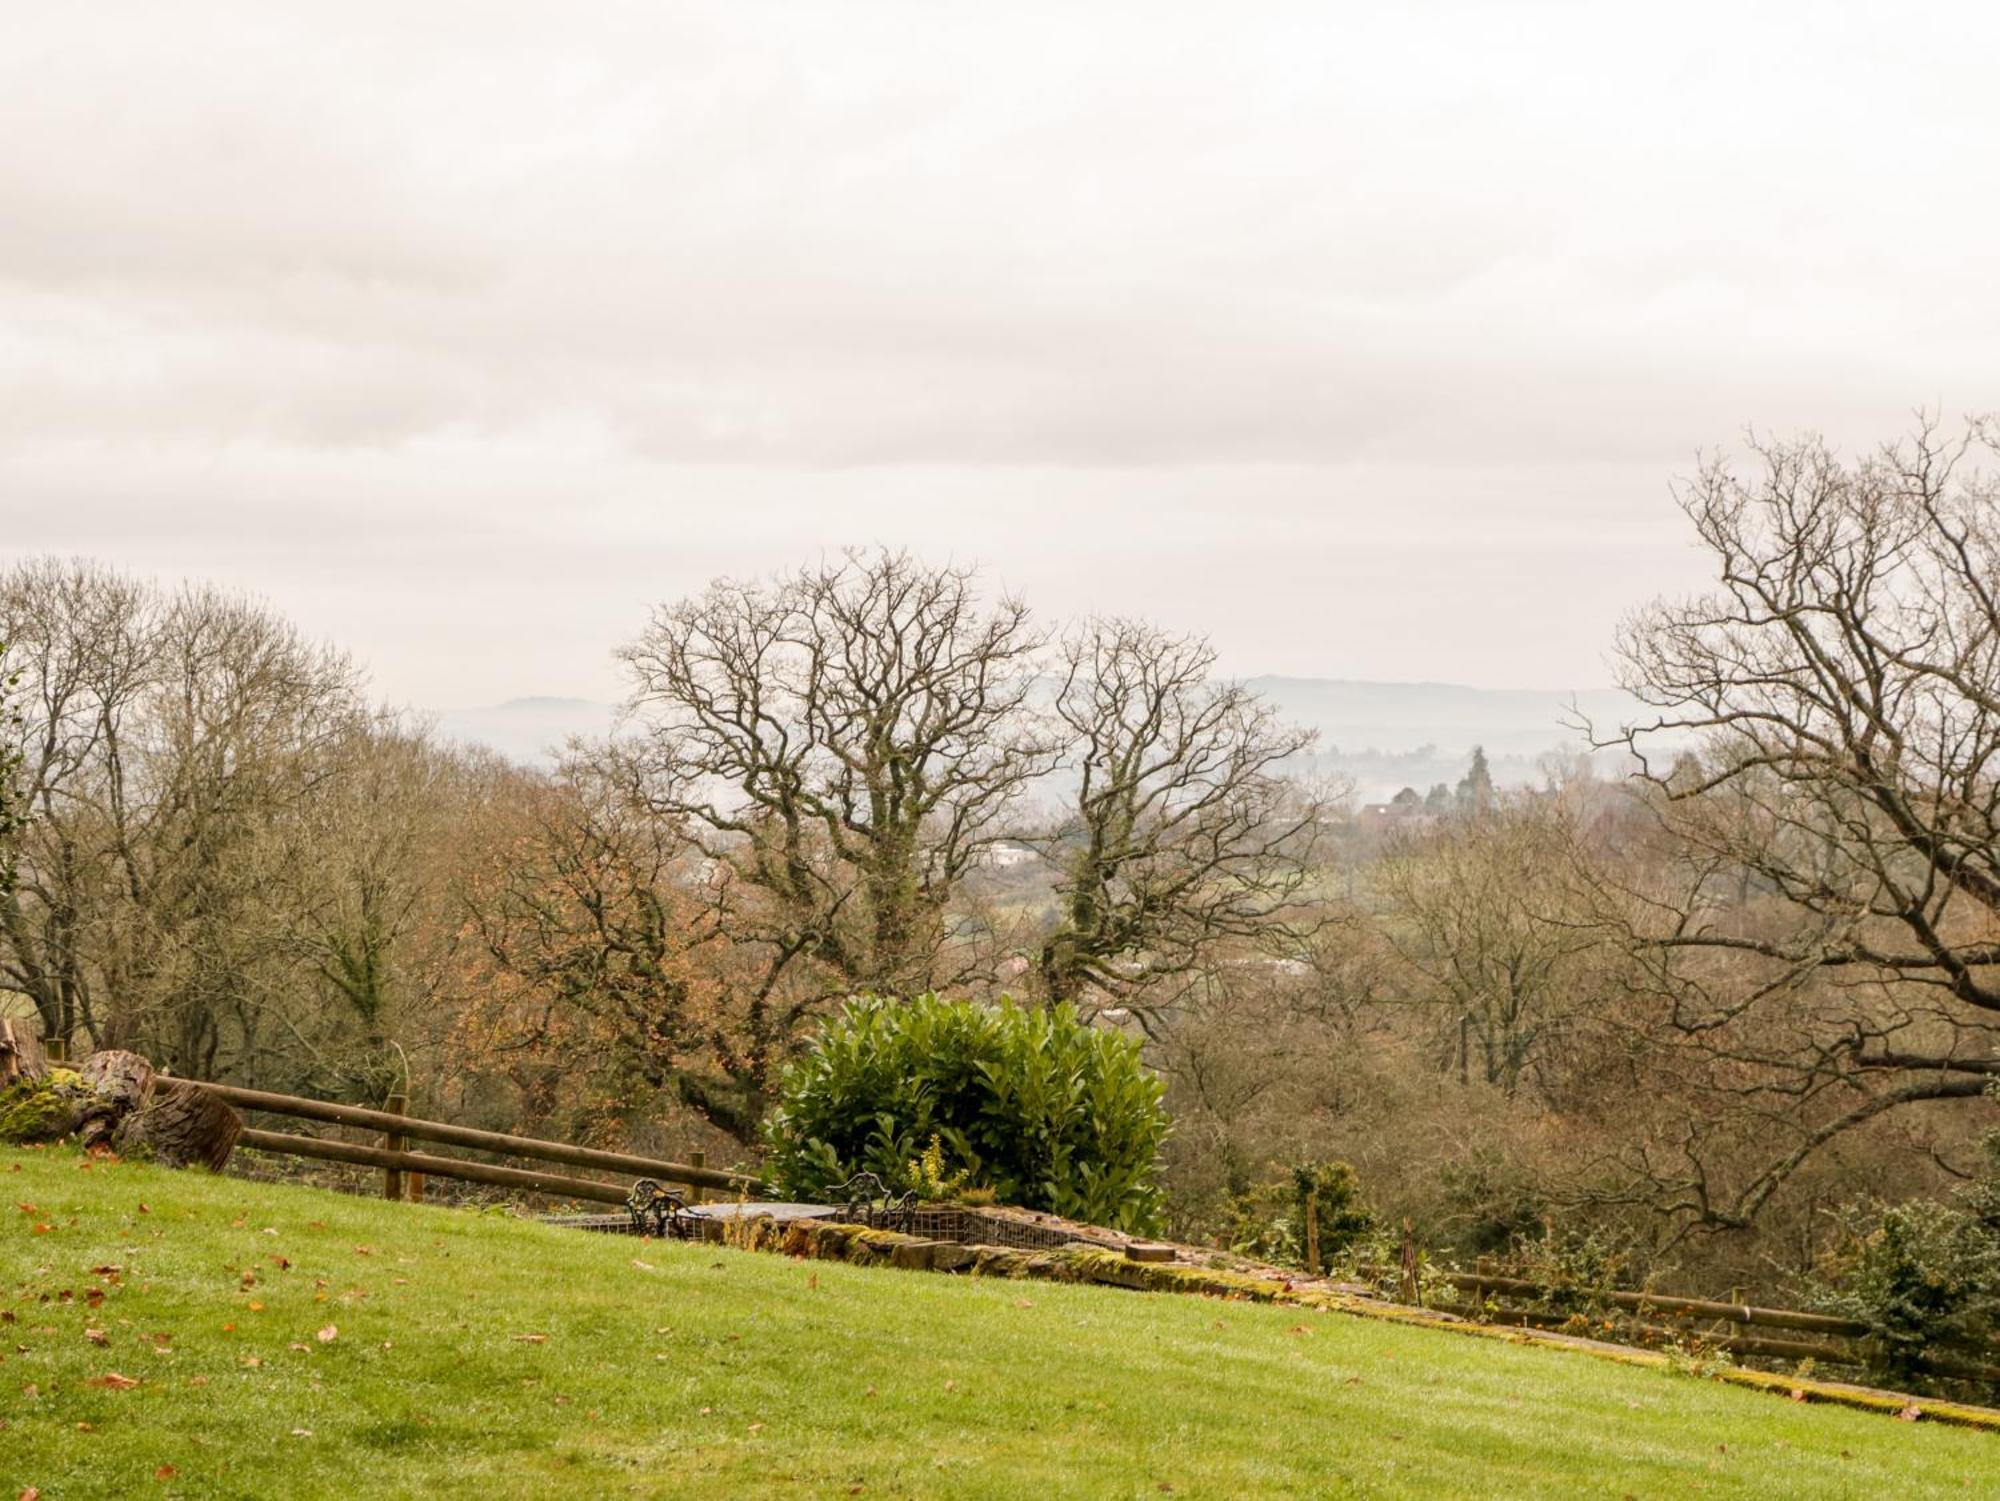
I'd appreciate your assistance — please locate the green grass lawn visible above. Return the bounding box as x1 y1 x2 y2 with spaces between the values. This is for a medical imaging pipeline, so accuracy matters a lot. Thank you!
4 1146 1993 1499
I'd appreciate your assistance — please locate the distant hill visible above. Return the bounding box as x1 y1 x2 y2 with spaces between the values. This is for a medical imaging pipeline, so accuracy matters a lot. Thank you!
433 680 1647 803
1241 678 1643 803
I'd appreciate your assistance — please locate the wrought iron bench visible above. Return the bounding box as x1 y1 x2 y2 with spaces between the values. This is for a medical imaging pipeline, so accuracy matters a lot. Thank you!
831 1171 919 1233
625 1177 690 1237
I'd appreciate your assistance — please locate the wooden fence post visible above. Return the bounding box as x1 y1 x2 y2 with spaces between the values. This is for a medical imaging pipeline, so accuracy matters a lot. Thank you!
1304 1190 1322 1277
1399 1219 1420 1307
383 1092 406 1202
408 1169 425 1204
689 1151 706 1205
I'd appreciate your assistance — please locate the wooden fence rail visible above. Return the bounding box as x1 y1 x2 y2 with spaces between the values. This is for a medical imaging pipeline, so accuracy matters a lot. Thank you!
1361 1262 2000 1384
238 1129 634 1206
1449 1268 1870 1338
190 1080 765 1202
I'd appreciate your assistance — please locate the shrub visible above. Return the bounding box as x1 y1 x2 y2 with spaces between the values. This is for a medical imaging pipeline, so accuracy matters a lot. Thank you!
1230 1161 1373 1271
1815 1197 2000 1392
762 994 1170 1233
1432 1146 1546 1257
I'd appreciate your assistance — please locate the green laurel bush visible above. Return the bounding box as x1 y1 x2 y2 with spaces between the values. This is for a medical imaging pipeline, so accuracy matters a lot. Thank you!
762 994 1169 1233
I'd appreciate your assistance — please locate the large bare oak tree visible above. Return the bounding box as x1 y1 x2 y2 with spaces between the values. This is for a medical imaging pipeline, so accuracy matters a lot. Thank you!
1599 418 2000 1229
1036 620 1323 1017
619 549 1055 1003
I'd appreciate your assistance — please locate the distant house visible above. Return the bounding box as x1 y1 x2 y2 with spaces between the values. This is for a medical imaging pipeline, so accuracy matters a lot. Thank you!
1358 786 1438 831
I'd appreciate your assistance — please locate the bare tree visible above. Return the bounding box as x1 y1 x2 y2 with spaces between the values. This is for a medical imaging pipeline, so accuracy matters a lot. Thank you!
618 548 1055 1002
0 632 21 903
0 559 365 1069
1035 619 1323 1016
1597 417 2000 1228
1377 793 1604 1097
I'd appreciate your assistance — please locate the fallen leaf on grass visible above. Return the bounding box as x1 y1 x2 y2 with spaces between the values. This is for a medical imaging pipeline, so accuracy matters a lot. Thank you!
748 1422 765 1433
246 1301 264 1313
20 1487 40 1500
315 1324 337 1343
84 1328 107 1346
290 1428 313 1439
90 1372 139 1390
1897 1403 1922 1422
512 1333 549 1344
631 1259 657 1272
239 1356 262 1369
1012 1298 1033 1309
154 1465 177 1480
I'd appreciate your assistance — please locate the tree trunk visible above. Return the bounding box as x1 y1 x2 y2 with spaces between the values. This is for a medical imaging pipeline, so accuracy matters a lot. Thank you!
117 1078 242 1171
0 1019 48 1088
73 1049 155 1149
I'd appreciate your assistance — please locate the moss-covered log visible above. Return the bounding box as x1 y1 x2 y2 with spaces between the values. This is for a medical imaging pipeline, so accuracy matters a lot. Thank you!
0 1049 240 1170
0 1066 91 1144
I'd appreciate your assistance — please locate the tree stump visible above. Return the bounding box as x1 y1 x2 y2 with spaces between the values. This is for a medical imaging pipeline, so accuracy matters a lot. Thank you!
73 1050 155 1150
0 1019 48 1088
118 1079 242 1170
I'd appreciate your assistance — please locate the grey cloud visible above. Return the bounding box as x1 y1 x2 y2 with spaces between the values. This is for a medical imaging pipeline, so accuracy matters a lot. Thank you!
0 1 1992 703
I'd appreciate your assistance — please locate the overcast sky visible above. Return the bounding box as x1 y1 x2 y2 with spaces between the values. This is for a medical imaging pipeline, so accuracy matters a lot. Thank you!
3 2 1994 710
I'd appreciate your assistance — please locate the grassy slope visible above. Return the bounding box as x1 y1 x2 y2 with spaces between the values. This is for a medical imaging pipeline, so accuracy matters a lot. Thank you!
3 1147 1992 1500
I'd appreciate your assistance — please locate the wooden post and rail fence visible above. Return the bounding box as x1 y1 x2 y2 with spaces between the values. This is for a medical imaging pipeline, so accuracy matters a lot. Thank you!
183 1080 764 1208
1360 1260 2000 1385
